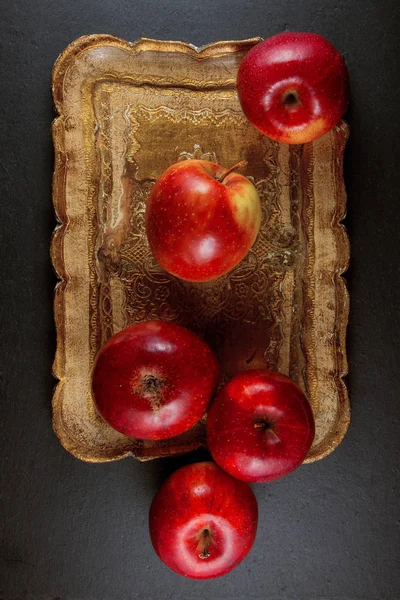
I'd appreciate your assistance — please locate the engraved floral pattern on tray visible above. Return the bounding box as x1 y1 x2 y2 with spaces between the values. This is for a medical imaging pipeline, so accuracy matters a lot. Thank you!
51 36 350 463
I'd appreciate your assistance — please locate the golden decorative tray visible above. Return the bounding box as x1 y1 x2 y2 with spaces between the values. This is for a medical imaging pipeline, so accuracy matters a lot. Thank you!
51 35 350 463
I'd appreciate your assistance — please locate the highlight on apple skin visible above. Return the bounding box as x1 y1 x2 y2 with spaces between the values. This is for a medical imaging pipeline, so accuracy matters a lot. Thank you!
237 32 349 144
91 320 219 440
145 159 262 282
206 369 315 483
149 462 258 579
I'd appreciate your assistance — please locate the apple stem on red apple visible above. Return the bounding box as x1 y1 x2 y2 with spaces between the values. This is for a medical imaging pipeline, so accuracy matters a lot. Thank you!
217 160 248 183
267 429 281 443
253 421 281 442
198 528 212 559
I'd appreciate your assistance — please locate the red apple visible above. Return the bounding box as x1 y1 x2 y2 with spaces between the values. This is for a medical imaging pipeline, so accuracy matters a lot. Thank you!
237 32 349 144
149 461 258 579
91 321 219 440
206 369 315 483
145 160 261 282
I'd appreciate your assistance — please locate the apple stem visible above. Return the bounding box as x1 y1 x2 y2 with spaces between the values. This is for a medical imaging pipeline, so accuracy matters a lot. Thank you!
254 421 280 442
217 160 248 183
268 430 281 444
198 528 212 559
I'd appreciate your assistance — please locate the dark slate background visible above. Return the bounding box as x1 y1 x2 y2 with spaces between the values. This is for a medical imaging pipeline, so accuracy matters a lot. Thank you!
1 1 399 599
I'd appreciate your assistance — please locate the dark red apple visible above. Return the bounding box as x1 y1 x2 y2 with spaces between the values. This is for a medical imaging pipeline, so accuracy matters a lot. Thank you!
237 32 349 144
91 321 219 440
145 160 261 282
149 461 258 579
206 369 315 483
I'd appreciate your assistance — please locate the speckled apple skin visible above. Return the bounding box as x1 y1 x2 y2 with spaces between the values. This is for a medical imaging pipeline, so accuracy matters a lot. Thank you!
145 160 261 282
149 462 258 579
237 32 349 144
92 321 219 440
207 369 315 482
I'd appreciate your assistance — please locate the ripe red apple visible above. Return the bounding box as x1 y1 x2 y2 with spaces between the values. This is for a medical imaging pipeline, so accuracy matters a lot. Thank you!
91 321 219 440
206 369 315 483
145 160 261 282
149 461 258 579
237 32 349 144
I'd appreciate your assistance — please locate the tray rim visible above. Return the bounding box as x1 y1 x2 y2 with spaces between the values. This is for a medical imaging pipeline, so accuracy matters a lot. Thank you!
51 34 350 464
52 34 263 112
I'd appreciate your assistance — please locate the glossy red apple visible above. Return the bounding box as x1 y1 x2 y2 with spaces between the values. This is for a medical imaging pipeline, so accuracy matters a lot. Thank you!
237 32 349 144
206 369 315 482
149 461 258 579
145 160 261 282
91 321 219 440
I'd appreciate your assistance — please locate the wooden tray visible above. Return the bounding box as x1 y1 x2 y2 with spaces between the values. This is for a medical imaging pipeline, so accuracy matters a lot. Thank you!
51 35 350 463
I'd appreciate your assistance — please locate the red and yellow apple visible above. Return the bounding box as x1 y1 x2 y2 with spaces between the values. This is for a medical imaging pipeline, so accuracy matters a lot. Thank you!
145 160 261 282
206 369 315 482
237 32 349 144
91 320 219 440
149 462 258 579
